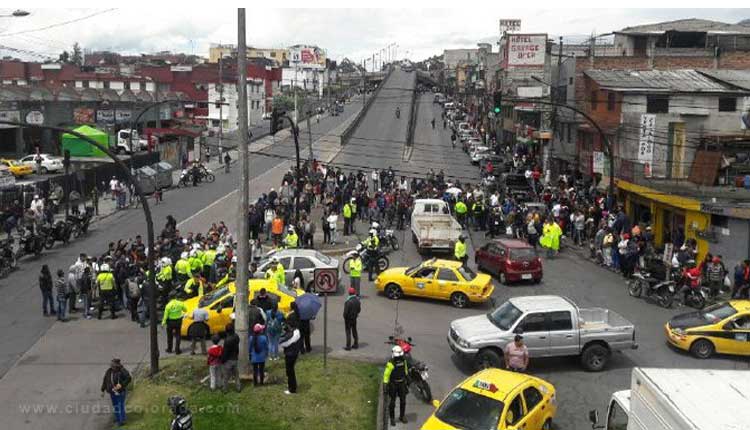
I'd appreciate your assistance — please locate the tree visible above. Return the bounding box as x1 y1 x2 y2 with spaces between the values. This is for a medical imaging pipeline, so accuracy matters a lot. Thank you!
71 43 83 67
58 50 70 63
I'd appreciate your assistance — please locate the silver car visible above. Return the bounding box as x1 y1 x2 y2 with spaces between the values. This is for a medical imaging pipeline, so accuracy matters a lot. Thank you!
256 249 339 291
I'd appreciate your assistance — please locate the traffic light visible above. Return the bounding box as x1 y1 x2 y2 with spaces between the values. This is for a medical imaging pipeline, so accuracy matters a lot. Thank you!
270 109 286 135
493 92 502 114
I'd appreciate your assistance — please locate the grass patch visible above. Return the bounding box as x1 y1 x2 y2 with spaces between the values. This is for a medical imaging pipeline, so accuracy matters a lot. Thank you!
124 354 381 430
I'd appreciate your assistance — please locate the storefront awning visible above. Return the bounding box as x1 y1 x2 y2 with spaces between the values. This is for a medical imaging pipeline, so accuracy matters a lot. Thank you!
615 179 701 211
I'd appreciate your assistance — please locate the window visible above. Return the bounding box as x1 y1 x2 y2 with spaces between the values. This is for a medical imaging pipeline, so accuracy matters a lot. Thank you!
437 269 459 282
607 92 616 111
590 91 598 110
569 77 573 85
213 295 234 310
292 257 314 270
519 313 546 333
435 388 503 429
505 395 525 426
415 267 436 279
719 97 737 112
278 257 291 269
124 82 130 90
489 301 524 331
711 214 728 229
547 311 573 331
523 386 544 411
103 81 110 89
646 95 669 114
457 266 477 281
607 400 629 430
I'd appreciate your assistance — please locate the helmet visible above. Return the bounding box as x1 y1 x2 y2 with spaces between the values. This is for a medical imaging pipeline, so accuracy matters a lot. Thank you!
189 250 197 257
231 256 237 263
369 229 377 236
192 243 201 250
271 256 279 264
351 197 356 202
216 244 226 255
287 226 294 233
371 222 380 229
160 257 171 266
458 234 466 241
167 395 188 416
181 252 188 259
100 263 111 272
391 345 404 358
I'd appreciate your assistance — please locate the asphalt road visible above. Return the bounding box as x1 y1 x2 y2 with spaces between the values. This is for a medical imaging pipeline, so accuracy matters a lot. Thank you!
0 105 361 380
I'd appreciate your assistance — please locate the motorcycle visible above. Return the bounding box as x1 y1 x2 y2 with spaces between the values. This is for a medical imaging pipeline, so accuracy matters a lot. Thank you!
16 228 45 259
68 207 93 238
0 238 18 278
195 166 216 183
386 336 432 403
627 266 676 308
40 220 73 249
178 169 192 187
341 243 390 275
677 270 709 309
379 229 400 251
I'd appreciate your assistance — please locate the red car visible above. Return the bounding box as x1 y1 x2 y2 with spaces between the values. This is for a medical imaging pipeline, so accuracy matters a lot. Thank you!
475 239 542 284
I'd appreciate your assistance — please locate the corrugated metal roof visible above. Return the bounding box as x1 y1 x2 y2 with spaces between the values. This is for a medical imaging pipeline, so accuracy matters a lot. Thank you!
618 18 750 35
697 69 750 91
584 69 743 93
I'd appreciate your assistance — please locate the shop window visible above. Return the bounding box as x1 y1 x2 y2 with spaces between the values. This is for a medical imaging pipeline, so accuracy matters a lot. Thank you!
719 97 737 112
647 96 669 114
711 214 728 228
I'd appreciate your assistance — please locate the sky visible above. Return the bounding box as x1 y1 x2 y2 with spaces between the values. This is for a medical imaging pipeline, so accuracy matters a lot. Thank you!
1 8 749 64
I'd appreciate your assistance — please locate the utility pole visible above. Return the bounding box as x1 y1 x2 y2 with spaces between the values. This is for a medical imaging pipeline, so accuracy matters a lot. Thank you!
235 7 251 380
218 57 224 152
362 59 366 109
293 65 298 124
306 113 314 161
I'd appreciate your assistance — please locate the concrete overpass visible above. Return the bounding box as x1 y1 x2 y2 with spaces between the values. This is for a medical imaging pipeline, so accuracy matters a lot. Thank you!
336 71 387 87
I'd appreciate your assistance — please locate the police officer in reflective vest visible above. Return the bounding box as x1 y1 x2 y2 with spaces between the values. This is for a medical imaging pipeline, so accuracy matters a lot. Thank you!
162 297 187 354
365 229 380 281
183 272 204 298
175 252 192 284
97 263 117 319
348 252 363 296
343 198 355 236
156 257 174 305
455 200 468 229
454 234 467 268
383 345 409 426
284 227 299 249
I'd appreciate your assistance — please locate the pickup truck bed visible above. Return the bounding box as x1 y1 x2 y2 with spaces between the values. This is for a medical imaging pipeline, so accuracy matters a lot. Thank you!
579 307 636 349
412 218 460 250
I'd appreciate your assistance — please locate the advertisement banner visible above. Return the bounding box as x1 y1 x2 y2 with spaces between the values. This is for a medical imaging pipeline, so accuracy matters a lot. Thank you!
115 110 132 123
74 108 95 124
499 19 521 34
0 110 21 128
25 110 44 125
592 151 605 174
97 109 132 124
289 45 325 69
638 114 656 168
505 34 546 68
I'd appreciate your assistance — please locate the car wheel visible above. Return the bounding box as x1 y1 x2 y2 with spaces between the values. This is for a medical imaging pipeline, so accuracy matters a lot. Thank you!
475 349 503 369
385 283 403 300
580 343 610 372
690 339 714 359
499 272 508 285
40 167 48 175
450 292 469 308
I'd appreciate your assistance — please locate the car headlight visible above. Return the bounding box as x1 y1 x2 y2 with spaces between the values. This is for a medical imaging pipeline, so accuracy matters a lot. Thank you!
456 337 471 348
672 328 686 336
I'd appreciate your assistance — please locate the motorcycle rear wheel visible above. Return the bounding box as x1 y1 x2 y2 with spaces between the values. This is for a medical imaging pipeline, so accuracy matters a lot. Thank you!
205 173 216 183
627 279 643 297
658 289 674 308
341 257 353 274
412 379 432 403
390 236 400 251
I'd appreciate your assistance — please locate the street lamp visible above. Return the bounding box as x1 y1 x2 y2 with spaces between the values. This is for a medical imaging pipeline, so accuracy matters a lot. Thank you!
0 9 30 17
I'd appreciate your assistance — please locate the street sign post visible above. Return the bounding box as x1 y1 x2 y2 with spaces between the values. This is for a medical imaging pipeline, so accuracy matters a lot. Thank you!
314 268 339 368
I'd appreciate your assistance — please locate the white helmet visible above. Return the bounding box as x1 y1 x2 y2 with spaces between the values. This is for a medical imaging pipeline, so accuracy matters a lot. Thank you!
189 250 197 257
271 257 279 264
371 222 380 229
391 345 404 358
160 257 171 266
369 229 377 236
287 226 295 233
192 243 201 250
181 252 188 260
100 263 111 272
231 256 237 263
216 244 226 255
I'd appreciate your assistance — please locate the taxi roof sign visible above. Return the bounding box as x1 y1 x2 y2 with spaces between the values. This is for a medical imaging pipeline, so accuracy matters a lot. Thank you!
473 379 499 393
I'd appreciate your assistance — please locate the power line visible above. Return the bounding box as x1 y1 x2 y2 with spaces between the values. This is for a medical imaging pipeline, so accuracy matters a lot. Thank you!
0 9 118 38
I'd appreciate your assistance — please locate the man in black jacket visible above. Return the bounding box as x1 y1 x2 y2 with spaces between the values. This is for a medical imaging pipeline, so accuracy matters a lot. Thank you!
247 299 266 327
343 287 361 350
100 358 131 427
221 323 241 392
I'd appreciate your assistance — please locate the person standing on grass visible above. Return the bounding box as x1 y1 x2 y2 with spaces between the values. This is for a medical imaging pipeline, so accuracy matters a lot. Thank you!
279 323 301 395
249 323 269 386
100 358 131 428
207 335 223 391
266 305 284 361
343 287 361 351
39 265 55 317
190 306 209 355
221 323 241 393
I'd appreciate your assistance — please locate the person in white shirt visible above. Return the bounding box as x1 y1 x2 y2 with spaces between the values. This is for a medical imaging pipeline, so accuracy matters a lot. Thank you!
489 192 500 208
371 170 378 191
327 212 339 245
30 195 44 219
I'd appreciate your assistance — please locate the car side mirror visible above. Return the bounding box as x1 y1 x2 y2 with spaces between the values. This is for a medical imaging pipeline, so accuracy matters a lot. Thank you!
216 306 223 314
588 410 599 425
431 399 440 409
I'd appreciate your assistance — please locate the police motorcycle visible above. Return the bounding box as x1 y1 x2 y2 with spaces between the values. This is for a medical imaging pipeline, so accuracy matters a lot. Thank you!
15 225 46 259
39 219 73 249
386 335 432 403
371 222 399 251
627 259 676 309
341 234 390 275
177 169 192 187
68 207 94 238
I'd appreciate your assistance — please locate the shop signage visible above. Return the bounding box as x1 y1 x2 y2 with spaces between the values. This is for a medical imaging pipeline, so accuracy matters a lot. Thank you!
504 34 547 68
499 19 522 34
0 110 21 128
25 110 44 125
638 114 656 170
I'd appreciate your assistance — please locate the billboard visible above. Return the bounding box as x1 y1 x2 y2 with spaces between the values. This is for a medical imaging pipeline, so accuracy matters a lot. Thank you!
74 108 95 124
288 45 326 69
499 19 521 34
504 34 547 68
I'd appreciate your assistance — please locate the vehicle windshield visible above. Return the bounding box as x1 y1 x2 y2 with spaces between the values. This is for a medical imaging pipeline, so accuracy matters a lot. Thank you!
314 251 332 265
434 388 503 430
487 301 523 331
510 248 536 260
458 265 477 281
277 284 299 297
198 286 229 307
700 302 737 323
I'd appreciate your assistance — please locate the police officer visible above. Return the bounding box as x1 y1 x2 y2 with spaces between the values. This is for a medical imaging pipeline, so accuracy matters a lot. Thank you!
343 198 354 236
183 272 204 298
168 396 193 430
284 226 299 249
348 252 363 296
202 244 217 279
383 345 409 426
454 234 467 268
365 229 380 281
455 200 468 229
162 296 187 354
188 249 202 276
175 251 192 284
97 263 117 320
156 257 174 306
275 258 286 287
216 256 236 288
472 199 485 231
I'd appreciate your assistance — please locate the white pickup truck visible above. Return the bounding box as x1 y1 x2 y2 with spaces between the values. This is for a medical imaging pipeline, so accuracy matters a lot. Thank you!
589 367 750 430
410 199 462 254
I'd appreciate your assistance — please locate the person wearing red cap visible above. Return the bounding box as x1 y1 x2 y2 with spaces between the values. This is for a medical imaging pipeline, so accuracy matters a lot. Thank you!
249 323 269 386
705 255 726 299
343 287 361 351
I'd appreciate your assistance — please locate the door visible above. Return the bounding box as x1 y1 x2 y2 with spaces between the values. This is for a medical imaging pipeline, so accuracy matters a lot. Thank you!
495 245 508 276
408 266 437 297
476 243 490 270
547 311 578 356
501 393 530 430
435 268 461 299
291 256 316 288
714 314 750 356
514 313 550 357
209 295 234 334
521 385 548 430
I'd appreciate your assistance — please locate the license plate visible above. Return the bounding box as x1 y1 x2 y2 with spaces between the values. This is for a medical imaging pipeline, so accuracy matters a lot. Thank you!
521 274 532 280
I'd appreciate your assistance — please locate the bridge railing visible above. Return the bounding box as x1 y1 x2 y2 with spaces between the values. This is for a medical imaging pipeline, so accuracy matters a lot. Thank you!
340 67 393 145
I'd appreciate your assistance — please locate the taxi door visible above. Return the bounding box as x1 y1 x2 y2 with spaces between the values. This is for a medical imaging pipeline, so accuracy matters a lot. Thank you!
209 295 234 334
409 266 437 297
435 268 462 300
714 314 750 356
500 390 532 430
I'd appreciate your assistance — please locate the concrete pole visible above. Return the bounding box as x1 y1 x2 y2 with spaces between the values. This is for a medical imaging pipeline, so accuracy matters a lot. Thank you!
219 57 224 153
235 7 251 379
306 114 314 161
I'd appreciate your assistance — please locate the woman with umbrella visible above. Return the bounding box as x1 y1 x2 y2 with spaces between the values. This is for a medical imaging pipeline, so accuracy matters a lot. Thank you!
292 295 321 354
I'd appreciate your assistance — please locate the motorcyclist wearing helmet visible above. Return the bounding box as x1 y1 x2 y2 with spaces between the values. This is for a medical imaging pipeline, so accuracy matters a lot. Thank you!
383 345 409 426
174 251 192 284
168 395 193 430
96 263 117 319
284 226 299 249
364 229 380 281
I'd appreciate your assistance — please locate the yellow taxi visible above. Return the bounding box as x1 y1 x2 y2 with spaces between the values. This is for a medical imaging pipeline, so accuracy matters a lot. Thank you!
180 279 306 337
375 258 494 308
665 300 750 359
421 368 557 430
0 159 33 177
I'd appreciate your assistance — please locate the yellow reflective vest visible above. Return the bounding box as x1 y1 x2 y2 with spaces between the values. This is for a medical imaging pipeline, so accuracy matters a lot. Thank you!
175 259 191 276
157 265 173 282
162 299 186 325
349 257 362 278
285 232 299 248
343 203 352 219
97 272 115 291
184 278 204 297
454 241 467 259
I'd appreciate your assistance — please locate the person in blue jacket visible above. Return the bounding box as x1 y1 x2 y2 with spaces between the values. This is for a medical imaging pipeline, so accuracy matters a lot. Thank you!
249 323 269 386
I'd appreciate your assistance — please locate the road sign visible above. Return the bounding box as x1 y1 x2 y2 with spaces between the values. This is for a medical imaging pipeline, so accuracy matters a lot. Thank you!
314 268 338 293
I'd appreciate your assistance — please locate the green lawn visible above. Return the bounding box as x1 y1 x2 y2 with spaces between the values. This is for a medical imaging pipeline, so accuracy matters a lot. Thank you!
124 354 381 430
